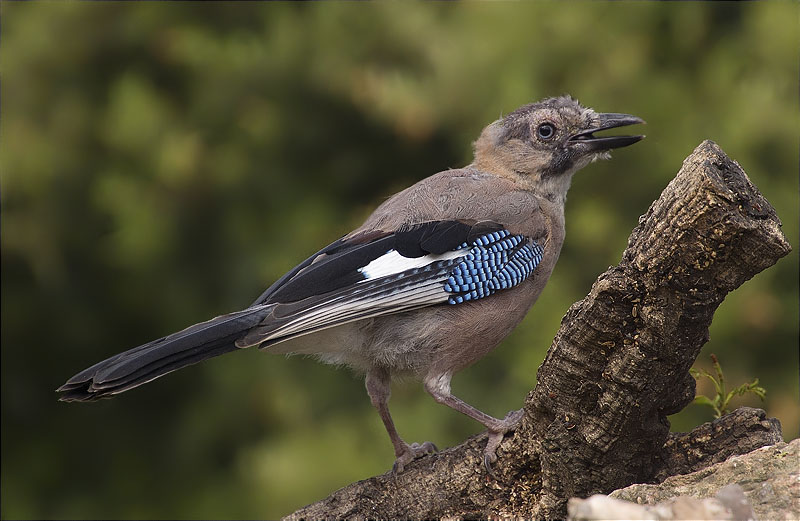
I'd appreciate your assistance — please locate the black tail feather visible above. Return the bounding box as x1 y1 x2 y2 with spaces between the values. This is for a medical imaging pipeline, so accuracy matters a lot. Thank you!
57 306 272 402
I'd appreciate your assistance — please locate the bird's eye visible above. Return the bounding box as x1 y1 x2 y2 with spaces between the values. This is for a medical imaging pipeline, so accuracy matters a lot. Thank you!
537 123 556 140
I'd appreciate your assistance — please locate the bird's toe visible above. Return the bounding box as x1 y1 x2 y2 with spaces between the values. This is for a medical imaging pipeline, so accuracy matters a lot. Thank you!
483 408 525 474
392 441 438 473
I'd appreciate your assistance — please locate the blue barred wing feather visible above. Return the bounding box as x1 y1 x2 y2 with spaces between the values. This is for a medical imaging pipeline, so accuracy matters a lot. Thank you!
239 220 544 349
444 230 543 304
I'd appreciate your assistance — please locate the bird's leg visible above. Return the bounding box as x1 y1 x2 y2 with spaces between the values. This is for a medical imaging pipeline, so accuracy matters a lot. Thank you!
424 372 523 473
365 367 437 473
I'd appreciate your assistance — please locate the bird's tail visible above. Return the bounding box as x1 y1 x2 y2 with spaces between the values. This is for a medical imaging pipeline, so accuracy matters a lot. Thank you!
57 305 272 402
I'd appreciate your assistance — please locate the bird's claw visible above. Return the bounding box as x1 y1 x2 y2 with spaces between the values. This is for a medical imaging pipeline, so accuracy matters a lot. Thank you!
483 408 524 474
392 441 438 473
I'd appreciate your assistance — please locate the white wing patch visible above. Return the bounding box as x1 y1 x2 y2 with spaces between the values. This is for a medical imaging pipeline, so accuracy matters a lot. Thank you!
358 249 466 280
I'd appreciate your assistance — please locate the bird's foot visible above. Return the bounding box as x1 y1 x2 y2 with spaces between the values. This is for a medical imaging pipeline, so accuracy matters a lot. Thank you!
484 408 524 474
392 441 438 473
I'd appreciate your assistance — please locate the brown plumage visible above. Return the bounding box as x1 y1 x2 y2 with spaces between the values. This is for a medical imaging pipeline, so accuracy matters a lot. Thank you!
58 96 644 472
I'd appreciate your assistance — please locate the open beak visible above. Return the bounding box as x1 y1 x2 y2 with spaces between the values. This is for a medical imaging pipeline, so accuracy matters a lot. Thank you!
569 113 645 151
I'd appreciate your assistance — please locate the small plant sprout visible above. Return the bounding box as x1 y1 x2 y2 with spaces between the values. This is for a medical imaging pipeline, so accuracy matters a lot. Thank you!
690 353 766 419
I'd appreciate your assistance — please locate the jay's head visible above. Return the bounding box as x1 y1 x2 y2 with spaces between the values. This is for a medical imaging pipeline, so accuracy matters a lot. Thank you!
473 96 644 202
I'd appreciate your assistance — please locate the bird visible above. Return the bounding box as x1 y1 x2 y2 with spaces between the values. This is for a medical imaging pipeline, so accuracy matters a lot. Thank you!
57 96 644 473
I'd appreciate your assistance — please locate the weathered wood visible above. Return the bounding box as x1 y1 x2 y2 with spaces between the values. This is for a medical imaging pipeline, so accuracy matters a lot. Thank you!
285 140 791 521
521 139 792 518
608 438 800 521
655 407 783 482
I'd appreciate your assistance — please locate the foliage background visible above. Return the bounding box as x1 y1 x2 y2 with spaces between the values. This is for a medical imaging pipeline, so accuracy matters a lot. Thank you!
2 2 797 519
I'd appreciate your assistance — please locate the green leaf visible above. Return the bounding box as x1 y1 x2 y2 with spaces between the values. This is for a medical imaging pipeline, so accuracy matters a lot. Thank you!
692 395 716 408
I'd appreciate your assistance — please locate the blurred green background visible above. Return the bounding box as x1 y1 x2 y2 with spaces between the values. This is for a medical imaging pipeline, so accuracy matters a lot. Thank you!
2 2 797 519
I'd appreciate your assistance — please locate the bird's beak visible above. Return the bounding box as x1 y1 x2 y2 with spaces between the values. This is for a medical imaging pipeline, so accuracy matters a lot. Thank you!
569 113 645 151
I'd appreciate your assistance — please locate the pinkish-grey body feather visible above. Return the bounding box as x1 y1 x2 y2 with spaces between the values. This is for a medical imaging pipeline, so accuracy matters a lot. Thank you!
268 167 565 382
58 95 644 473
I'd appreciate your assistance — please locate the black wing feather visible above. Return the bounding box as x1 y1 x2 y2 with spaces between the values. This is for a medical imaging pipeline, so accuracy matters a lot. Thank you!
58 219 514 401
256 220 498 305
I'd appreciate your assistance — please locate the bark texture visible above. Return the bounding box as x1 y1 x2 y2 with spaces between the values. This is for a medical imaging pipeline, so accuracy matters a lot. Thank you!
285 140 791 521
608 438 800 521
655 407 783 482
570 485 755 521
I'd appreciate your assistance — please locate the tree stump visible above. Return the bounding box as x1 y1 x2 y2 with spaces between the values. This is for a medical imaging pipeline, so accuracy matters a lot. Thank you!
284 140 791 521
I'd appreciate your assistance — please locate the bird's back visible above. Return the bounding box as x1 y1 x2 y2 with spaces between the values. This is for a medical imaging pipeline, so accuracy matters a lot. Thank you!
279 166 565 378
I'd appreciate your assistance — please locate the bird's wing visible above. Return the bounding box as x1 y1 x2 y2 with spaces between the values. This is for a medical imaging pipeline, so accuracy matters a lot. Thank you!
237 219 544 349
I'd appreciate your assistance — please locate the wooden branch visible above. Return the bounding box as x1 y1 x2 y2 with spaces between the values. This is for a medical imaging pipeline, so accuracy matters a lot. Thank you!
284 141 791 521
655 407 783 482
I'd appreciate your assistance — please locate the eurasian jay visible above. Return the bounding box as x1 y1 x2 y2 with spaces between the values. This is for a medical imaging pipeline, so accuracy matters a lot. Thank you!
58 96 644 472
